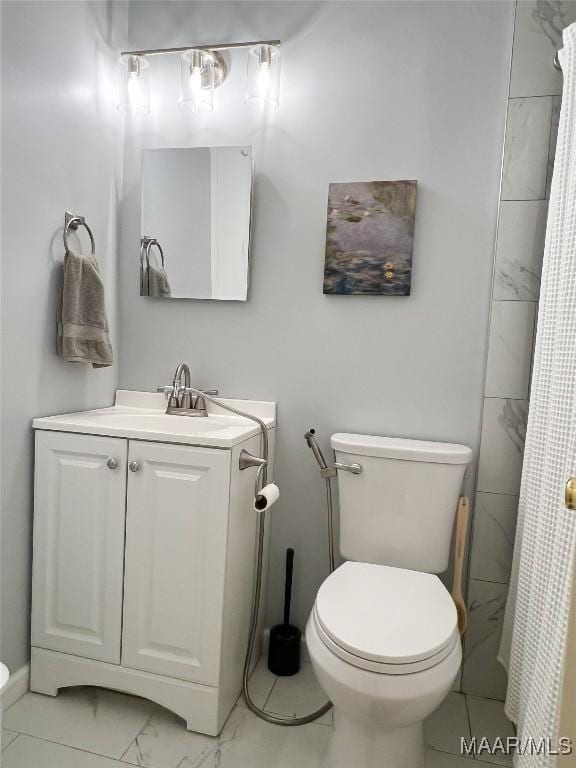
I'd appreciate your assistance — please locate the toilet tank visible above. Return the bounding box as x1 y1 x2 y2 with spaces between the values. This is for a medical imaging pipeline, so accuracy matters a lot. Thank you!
332 433 473 574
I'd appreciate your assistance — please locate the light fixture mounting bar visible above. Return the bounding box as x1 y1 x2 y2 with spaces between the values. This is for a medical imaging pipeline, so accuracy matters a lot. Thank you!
121 39 281 58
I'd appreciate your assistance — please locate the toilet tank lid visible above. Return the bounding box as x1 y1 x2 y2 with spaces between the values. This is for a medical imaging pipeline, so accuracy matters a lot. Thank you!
331 433 473 464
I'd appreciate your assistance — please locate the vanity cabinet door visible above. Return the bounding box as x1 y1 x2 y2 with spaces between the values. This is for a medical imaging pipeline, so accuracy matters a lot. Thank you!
31 431 128 663
121 441 231 685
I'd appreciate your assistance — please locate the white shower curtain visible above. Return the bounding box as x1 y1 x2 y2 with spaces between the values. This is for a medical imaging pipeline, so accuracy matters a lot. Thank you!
499 23 576 765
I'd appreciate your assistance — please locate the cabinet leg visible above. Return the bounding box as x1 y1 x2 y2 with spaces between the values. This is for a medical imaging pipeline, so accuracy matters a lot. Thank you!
30 661 59 697
30 681 59 697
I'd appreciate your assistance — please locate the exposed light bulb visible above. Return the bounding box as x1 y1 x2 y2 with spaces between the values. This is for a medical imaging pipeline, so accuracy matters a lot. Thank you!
258 60 271 99
189 63 203 112
127 70 142 116
246 44 280 108
180 49 215 112
190 65 202 95
117 55 149 115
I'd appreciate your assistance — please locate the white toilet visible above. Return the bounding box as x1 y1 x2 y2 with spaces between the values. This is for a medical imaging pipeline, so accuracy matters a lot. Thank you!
306 433 472 768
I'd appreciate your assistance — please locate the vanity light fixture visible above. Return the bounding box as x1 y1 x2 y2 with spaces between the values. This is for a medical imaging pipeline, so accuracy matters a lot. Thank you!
118 39 281 115
179 49 227 112
246 43 281 108
117 54 150 115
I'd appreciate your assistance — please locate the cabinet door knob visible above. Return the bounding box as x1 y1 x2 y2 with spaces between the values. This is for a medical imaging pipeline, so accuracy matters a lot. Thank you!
106 457 118 470
129 461 141 473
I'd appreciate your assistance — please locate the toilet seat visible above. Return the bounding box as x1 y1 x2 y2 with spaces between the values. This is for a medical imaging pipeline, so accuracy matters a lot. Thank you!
313 561 460 675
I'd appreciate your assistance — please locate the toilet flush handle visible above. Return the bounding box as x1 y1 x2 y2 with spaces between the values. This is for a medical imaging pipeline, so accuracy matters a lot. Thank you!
320 462 362 478
334 462 362 474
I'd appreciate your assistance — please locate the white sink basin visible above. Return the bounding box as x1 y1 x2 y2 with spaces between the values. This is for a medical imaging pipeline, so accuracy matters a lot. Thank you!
33 391 276 448
102 411 250 431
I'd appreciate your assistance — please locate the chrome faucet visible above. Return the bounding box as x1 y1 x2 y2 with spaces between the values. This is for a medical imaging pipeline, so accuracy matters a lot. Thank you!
170 363 192 409
158 363 218 417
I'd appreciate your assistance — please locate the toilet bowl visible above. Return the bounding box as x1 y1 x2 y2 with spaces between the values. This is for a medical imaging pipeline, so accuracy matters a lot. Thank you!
306 561 462 768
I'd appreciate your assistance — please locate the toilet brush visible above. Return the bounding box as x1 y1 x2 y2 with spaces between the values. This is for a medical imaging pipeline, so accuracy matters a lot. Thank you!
268 548 301 676
451 496 469 635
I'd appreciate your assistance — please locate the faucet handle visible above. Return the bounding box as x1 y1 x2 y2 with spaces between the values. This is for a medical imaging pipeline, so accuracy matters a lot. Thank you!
158 384 182 408
189 389 218 414
180 388 194 409
181 387 218 410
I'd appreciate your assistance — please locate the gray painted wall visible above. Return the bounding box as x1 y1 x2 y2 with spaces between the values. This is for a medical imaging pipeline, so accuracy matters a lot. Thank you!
119 1 515 631
0 0 128 672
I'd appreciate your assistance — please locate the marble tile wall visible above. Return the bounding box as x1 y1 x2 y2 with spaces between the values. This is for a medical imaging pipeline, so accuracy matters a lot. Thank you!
501 96 553 200
461 0 576 701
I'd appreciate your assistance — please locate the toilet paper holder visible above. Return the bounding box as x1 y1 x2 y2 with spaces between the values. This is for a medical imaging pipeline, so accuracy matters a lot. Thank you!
239 449 276 501
239 449 267 472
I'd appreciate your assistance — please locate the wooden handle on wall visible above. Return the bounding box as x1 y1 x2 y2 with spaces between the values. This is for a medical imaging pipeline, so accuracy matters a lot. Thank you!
451 496 469 636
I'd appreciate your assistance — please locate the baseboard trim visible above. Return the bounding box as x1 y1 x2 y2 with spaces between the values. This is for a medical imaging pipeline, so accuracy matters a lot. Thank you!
1 663 30 710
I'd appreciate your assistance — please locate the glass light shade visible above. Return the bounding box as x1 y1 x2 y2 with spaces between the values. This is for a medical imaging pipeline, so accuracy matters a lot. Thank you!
246 44 280 108
117 55 150 115
179 50 215 112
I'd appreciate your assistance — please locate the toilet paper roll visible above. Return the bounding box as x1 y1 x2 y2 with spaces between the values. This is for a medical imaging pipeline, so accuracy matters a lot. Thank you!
254 483 280 512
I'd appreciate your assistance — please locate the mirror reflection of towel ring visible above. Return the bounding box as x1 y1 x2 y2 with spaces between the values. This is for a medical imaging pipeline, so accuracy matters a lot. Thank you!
141 236 164 269
64 211 95 255
139 239 147 294
146 239 165 269
140 236 165 296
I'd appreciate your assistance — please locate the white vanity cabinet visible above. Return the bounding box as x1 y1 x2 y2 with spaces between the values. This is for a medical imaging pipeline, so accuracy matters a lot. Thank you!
30 391 276 736
121 441 230 685
32 432 128 664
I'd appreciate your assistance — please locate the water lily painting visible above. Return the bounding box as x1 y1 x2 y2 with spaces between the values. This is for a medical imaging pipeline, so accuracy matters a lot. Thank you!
323 180 417 295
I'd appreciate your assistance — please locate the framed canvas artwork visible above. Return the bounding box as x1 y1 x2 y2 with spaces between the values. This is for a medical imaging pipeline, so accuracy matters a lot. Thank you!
323 180 417 295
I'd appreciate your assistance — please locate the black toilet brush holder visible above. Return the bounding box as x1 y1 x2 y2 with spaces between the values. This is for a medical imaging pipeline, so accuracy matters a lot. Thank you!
268 547 301 676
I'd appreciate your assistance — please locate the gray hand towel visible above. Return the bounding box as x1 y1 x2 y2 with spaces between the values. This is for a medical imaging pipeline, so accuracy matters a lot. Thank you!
57 247 113 368
146 264 172 297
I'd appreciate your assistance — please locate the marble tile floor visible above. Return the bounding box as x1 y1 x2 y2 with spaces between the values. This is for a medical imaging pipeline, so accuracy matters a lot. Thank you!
2 658 514 768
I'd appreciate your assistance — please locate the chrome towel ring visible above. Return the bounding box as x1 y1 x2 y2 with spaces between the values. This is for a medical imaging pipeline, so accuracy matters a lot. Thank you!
64 211 95 255
140 236 166 296
141 235 165 269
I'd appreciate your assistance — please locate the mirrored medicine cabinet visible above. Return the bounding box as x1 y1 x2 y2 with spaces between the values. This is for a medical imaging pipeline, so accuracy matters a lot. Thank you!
140 145 253 301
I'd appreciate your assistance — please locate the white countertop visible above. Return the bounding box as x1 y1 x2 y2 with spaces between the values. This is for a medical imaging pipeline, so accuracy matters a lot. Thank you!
33 390 276 449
